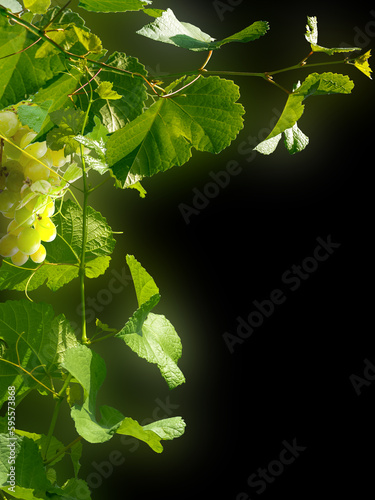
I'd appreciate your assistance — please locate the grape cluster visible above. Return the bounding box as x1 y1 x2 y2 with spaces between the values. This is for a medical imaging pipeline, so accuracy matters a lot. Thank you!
0 109 68 266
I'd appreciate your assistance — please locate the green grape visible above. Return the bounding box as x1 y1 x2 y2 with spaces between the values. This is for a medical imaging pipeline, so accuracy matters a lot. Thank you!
14 206 36 226
0 111 20 138
24 160 50 182
7 219 25 236
30 244 46 264
0 233 18 257
50 148 67 168
4 160 23 172
17 227 41 255
34 216 57 242
11 251 29 266
19 130 37 149
5 169 25 192
0 170 6 190
0 190 18 212
40 197 55 217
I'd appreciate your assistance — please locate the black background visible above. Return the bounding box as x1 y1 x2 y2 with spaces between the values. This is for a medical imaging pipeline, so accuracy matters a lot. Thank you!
2 1 375 499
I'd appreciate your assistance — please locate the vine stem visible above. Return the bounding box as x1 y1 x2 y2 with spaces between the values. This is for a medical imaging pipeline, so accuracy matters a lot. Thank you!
78 76 94 344
44 436 82 466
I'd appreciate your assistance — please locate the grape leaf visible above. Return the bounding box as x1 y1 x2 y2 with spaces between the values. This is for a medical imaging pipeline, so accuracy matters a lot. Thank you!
348 50 372 79
126 254 159 307
0 0 22 13
90 52 148 133
61 344 125 443
0 13 66 109
254 72 354 154
0 200 116 292
305 16 360 55
0 434 51 496
137 8 269 51
14 429 65 467
47 108 86 154
143 416 186 441
117 312 185 389
0 300 79 408
116 418 163 453
106 75 245 187
16 100 53 133
78 0 152 13
95 81 122 100
24 0 50 14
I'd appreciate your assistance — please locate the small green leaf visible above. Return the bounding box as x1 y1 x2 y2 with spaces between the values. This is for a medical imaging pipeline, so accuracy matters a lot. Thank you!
137 9 268 51
23 0 51 14
116 312 185 389
116 418 163 453
14 429 65 466
348 50 372 79
96 81 122 100
78 0 152 13
17 101 53 134
305 16 360 55
0 0 22 13
126 254 159 307
47 108 85 155
254 72 354 155
143 416 186 441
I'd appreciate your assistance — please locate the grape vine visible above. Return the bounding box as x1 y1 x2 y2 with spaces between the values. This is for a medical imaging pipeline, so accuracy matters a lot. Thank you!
0 1 372 499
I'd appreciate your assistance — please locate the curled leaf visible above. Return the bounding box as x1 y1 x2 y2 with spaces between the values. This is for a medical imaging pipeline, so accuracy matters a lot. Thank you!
349 50 372 80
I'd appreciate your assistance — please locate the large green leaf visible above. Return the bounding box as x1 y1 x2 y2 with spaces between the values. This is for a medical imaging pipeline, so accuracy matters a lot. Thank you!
0 13 66 109
78 0 152 13
0 300 79 408
106 75 245 187
137 8 269 51
0 200 116 292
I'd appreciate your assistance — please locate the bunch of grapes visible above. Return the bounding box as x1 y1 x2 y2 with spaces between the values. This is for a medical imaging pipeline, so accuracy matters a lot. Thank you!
0 108 69 266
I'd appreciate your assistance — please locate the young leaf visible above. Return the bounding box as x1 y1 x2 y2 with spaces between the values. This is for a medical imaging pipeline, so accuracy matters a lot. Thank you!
126 254 159 307
47 108 86 155
116 312 185 389
61 344 125 443
348 50 372 79
0 200 116 292
137 8 268 51
78 0 152 13
305 16 360 55
106 75 245 187
90 52 148 133
96 81 122 100
0 300 78 407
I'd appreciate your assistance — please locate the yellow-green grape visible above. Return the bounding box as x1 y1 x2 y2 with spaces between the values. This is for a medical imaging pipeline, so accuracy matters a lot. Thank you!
3 160 23 172
17 227 41 255
24 160 50 182
34 216 56 242
0 170 6 190
50 148 67 168
0 233 18 257
19 130 37 149
30 244 46 263
14 206 36 226
0 190 18 213
5 169 25 192
7 219 25 236
4 127 36 160
40 197 55 217
11 251 29 266
0 111 20 138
